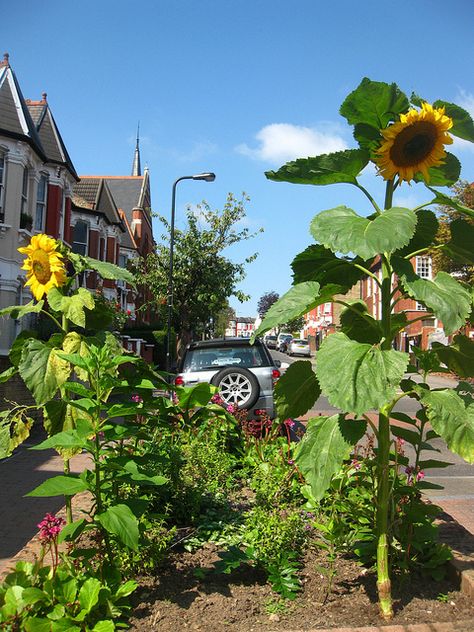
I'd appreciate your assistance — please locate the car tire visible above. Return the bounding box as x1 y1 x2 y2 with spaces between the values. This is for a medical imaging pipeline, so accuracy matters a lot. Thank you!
210 367 260 410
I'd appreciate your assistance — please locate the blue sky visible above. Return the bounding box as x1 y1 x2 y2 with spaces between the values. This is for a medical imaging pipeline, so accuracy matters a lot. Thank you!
2 0 474 316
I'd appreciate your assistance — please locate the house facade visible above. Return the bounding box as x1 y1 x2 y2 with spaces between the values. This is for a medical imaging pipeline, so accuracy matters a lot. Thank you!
0 53 155 358
225 317 256 338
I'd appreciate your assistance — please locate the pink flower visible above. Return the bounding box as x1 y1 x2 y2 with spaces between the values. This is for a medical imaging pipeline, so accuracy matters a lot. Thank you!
211 393 224 406
37 513 65 543
131 394 143 403
283 419 295 429
351 459 361 471
416 470 425 482
226 404 237 414
127 309 132 316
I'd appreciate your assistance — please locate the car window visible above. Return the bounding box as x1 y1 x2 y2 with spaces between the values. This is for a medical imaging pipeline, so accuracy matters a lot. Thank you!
292 339 308 345
183 345 268 371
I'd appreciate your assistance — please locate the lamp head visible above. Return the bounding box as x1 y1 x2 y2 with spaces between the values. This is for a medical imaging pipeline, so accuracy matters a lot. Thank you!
192 172 216 182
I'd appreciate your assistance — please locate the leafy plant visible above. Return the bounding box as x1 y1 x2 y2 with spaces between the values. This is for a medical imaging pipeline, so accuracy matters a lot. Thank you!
253 77 474 618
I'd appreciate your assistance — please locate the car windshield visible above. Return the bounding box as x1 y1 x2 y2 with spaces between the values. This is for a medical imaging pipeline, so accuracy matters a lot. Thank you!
293 339 308 345
267 336 277 341
182 345 268 371
281 335 292 341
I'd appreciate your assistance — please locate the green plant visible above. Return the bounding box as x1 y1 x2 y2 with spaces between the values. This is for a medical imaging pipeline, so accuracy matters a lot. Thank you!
253 78 474 618
0 559 136 631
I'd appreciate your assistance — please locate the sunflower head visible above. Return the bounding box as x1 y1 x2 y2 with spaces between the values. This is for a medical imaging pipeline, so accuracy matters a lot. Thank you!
18 234 67 301
374 102 453 184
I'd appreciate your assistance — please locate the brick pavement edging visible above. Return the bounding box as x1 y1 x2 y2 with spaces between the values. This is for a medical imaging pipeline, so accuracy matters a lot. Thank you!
283 622 473 632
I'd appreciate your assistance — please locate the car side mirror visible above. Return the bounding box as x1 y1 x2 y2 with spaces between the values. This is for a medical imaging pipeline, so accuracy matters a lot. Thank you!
274 360 281 367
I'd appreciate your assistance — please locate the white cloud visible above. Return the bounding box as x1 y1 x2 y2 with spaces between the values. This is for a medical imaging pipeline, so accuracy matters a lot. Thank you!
451 89 474 153
236 123 348 163
393 193 425 209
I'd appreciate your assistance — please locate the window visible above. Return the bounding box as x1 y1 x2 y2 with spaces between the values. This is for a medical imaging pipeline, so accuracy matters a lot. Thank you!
0 153 5 223
415 256 432 310
72 220 88 255
21 167 29 215
35 175 47 231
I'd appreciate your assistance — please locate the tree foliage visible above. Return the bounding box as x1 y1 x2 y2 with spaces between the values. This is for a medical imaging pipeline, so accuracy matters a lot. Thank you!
257 291 280 318
431 181 474 284
132 193 262 355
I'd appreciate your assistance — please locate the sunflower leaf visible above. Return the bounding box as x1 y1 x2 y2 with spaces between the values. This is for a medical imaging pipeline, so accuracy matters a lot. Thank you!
316 333 409 415
431 335 474 378
396 210 439 257
265 149 369 186
417 388 474 464
393 257 471 334
84 257 136 286
252 282 344 339
295 414 367 501
433 100 474 142
414 152 461 187
291 245 371 290
310 206 417 259
339 301 383 344
441 218 474 264
274 360 320 420
18 339 71 405
0 300 44 319
340 77 409 129
427 188 474 220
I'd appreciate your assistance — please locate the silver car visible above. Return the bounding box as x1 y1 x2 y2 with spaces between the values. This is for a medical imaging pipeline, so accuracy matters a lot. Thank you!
287 338 311 357
175 338 281 418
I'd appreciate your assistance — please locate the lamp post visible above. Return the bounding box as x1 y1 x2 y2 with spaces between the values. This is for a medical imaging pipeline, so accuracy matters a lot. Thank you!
166 173 216 373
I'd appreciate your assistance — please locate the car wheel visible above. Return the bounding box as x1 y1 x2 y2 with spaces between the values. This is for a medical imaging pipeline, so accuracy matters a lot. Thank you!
210 367 260 409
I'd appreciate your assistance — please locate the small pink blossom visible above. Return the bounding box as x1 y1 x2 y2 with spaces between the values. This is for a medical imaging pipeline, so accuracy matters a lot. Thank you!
131 394 143 403
37 513 65 544
226 404 237 414
283 419 295 429
211 393 224 406
416 470 425 482
351 459 361 471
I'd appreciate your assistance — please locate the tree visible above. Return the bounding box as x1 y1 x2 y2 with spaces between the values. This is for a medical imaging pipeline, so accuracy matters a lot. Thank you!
431 180 474 284
214 303 236 337
132 193 262 359
283 315 305 334
257 291 279 318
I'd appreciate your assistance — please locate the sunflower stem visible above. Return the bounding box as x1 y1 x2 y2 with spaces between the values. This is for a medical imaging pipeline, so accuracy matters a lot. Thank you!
355 183 383 215
39 309 64 332
61 314 73 524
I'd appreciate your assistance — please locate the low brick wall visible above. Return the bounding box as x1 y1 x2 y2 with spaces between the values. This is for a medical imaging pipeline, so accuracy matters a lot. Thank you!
0 356 38 414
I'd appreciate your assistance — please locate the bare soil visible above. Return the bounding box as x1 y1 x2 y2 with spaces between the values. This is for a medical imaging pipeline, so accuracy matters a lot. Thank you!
129 520 474 631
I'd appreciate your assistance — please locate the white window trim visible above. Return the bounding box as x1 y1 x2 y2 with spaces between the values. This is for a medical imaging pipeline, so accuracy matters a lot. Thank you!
72 219 89 256
35 173 48 231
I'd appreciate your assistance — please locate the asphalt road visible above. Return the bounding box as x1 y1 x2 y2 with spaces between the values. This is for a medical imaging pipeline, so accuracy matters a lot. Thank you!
269 348 474 503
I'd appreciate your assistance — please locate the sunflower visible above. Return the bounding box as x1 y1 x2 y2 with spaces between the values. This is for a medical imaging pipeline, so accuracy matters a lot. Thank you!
375 102 453 183
18 234 67 300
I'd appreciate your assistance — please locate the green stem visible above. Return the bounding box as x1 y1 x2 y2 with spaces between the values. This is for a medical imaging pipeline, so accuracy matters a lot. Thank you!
404 244 443 259
40 309 64 332
354 183 383 215
61 314 73 523
353 264 382 288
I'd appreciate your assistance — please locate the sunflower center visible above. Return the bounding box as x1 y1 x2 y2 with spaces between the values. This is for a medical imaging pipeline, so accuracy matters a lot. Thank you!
31 249 52 284
389 121 437 167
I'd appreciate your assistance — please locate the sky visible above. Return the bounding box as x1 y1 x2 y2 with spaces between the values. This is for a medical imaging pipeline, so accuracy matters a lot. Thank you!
2 0 474 316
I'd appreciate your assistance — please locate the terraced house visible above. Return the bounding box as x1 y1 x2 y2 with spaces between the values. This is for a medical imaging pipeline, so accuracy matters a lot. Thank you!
0 53 154 359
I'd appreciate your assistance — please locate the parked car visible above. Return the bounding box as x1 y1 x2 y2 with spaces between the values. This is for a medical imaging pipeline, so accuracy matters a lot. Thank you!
175 338 281 419
287 338 311 357
277 333 293 352
264 335 278 349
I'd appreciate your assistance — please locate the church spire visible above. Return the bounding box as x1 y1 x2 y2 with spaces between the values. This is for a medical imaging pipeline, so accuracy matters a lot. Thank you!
131 122 141 176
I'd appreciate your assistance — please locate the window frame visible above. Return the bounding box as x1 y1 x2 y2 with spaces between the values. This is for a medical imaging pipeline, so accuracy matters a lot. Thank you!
71 219 89 256
21 166 29 216
35 173 48 231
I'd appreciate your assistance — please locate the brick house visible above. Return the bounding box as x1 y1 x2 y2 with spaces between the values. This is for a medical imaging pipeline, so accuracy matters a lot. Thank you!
225 317 256 338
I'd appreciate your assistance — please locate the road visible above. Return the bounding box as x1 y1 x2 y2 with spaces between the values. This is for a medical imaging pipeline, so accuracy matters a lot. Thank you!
270 348 474 515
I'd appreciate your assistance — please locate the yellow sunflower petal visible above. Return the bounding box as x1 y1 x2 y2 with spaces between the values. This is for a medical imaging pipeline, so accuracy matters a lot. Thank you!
374 102 454 184
18 234 67 301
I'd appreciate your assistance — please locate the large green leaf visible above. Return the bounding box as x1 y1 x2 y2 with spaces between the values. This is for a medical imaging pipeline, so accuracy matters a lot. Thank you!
414 152 461 187
121 460 167 486
442 218 474 265
84 257 136 286
18 339 71 405
418 388 474 463
396 210 439 257
316 333 409 415
48 288 95 328
339 301 382 344
428 188 474 220
26 475 89 497
291 244 371 290
340 78 409 129
0 365 17 383
265 149 369 186
432 335 474 378
274 360 320 420
433 100 474 142
96 504 139 551
295 414 367 500
177 382 213 411
253 282 344 339
353 123 382 152
310 206 417 259
393 258 471 334
0 300 44 319
30 429 85 451
78 578 101 613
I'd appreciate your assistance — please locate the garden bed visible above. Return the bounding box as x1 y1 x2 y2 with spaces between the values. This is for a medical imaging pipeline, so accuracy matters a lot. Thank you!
129 542 474 631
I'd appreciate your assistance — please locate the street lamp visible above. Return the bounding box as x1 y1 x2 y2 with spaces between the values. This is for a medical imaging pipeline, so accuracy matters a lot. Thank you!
166 173 216 373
